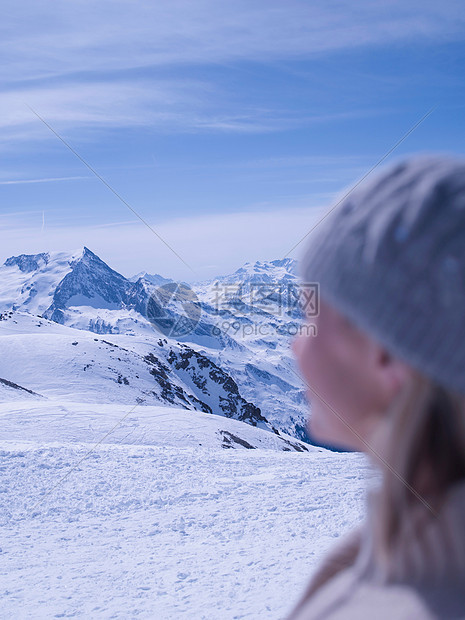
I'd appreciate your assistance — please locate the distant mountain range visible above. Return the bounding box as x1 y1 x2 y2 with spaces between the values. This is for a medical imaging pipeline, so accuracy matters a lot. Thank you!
0 248 310 443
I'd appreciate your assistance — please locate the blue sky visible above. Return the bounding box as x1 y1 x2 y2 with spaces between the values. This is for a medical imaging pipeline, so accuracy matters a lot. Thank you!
1 0 465 281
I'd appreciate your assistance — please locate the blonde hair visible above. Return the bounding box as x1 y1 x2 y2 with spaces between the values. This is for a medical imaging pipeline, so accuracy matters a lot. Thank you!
372 371 465 572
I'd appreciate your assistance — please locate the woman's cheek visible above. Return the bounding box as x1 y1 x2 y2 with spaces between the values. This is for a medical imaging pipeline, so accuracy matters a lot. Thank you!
301 335 325 390
293 334 312 380
307 400 333 444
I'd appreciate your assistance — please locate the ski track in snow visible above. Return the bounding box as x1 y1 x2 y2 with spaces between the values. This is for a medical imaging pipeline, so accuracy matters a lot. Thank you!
0 403 372 619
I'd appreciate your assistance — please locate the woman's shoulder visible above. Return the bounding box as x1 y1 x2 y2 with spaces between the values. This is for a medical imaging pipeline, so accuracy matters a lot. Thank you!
289 569 454 620
287 480 465 620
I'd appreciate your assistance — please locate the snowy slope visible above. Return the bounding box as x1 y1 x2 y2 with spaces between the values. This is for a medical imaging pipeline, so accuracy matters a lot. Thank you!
0 400 309 451
0 430 371 619
0 312 280 433
0 377 43 401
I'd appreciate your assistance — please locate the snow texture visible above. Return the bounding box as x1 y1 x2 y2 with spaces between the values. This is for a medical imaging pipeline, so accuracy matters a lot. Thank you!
0 401 371 619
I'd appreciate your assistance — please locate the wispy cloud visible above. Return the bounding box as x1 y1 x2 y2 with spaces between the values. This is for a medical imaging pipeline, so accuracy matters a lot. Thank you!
2 1 464 81
0 176 90 185
0 83 400 149
0 80 211 129
1 0 464 142
0 82 334 144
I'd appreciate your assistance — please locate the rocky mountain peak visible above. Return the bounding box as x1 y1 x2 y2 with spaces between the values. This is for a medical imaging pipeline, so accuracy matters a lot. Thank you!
4 252 50 273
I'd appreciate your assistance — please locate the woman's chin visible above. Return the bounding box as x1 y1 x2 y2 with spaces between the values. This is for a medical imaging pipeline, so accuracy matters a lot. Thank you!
308 413 360 452
307 412 332 445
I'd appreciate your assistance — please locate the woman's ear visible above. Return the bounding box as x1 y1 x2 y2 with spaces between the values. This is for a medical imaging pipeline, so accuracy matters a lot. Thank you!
376 345 413 404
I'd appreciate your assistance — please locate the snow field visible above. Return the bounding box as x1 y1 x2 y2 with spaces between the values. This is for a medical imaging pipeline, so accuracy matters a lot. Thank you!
0 407 371 619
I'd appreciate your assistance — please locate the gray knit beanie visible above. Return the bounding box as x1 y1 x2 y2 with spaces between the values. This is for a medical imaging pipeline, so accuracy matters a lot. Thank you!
299 154 465 397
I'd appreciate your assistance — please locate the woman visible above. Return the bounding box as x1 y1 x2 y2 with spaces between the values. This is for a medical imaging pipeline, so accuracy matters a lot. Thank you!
287 155 465 619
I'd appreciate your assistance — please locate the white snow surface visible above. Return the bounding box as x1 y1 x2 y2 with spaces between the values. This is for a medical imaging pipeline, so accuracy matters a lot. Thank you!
0 400 372 619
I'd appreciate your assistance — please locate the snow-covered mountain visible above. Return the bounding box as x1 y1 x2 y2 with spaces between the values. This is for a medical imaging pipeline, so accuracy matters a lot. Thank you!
206 257 298 287
129 271 173 287
1 247 131 316
1 249 83 315
194 258 299 311
192 258 308 438
0 249 310 442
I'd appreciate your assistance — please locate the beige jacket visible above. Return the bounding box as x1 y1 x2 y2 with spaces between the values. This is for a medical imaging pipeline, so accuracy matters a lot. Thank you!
286 479 465 619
